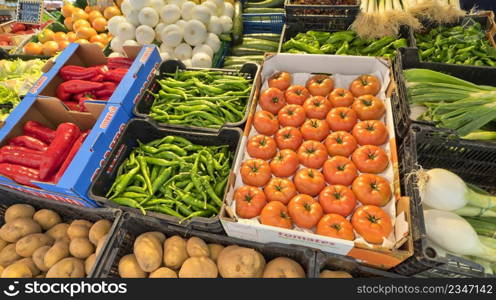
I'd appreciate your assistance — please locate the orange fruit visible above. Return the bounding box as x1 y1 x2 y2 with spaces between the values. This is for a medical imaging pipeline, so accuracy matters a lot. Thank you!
38 29 54 43
92 17 107 33
92 41 105 49
58 40 70 50
99 33 109 42
76 27 97 40
103 6 121 19
88 10 103 23
84 5 100 13
72 9 89 22
73 19 91 32
42 41 60 56
75 39 89 44
64 16 73 31
53 32 67 42
23 42 43 55
67 32 77 42
61 5 75 18
90 34 106 44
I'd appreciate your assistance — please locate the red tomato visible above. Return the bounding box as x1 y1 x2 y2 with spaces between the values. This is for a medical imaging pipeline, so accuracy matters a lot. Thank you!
306 75 334 96
319 185 357 217
351 145 389 174
275 126 303 151
260 201 293 229
240 158 272 187
235 185 267 219
247 134 278 160
277 104 306 127
303 96 332 120
352 95 386 120
351 205 392 244
328 88 354 107
260 88 287 114
268 71 292 91
288 194 323 229
270 149 299 177
300 119 330 141
297 140 328 169
352 174 391 206
349 75 381 97
323 156 358 186
293 168 326 196
253 110 279 136
326 107 358 132
352 120 389 146
285 85 310 105
263 177 297 205
324 131 358 157
316 214 355 241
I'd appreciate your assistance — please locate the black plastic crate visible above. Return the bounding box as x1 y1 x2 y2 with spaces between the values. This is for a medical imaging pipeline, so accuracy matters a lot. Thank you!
284 0 360 24
0 185 122 278
133 60 260 133
391 123 493 277
94 212 317 278
88 118 243 233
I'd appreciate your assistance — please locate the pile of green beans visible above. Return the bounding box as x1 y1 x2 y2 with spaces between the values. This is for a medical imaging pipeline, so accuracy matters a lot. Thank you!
106 135 234 221
149 70 252 128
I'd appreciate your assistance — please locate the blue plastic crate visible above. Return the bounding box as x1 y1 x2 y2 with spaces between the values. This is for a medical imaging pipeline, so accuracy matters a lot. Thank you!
243 13 285 34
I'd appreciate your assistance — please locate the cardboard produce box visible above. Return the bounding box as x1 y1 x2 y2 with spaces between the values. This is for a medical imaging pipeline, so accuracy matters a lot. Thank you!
221 53 413 269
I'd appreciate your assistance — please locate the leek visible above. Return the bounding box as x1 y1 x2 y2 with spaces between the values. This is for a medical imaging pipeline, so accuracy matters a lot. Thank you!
465 217 496 238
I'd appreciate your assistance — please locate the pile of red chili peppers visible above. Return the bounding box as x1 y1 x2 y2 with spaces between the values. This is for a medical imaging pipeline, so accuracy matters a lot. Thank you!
56 57 134 112
0 121 89 187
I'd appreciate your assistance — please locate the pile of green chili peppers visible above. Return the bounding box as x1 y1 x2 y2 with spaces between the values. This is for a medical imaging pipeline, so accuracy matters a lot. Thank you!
282 30 407 60
415 21 496 66
106 135 233 221
149 70 252 128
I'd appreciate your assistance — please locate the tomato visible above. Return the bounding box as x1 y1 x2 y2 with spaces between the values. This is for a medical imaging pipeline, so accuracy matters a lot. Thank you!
253 110 279 136
234 185 267 219
349 75 381 97
303 96 332 120
352 120 389 146
300 119 330 141
351 145 389 174
352 174 391 206
318 185 357 217
323 156 358 186
316 214 355 241
324 131 357 157
326 107 358 132
288 194 323 229
297 140 328 169
351 205 392 244
285 85 310 105
270 149 299 177
293 168 326 196
268 71 292 91
247 134 278 160
328 88 354 107
263 177 297 205
352 95 386 120
260 201 293 229
277 104 306 127
306 75 334 96
260 88 287 114
275 126 303 151
240 158 272 187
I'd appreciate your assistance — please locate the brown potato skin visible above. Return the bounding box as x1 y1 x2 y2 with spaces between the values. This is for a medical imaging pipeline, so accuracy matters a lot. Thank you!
217 245 266 278
179 257 218 278
4 204 35 223
33 209 61 230
262 257 305 278
89 220 111 246
134 233 162 272
0 218 42 243
0 244 21 267
163 236 189 270
15 233 54 257
118 254 147 278
46 257 85 278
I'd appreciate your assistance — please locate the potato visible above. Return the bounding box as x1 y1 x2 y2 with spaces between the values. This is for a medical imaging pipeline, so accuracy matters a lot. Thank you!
1 262 32 278
163 235 188 270
89 220 111 246
36 273 45 278
15 233 54 257
0 244 21 267
44 241 69 268
33 209 61 230
208 244 224 263
149 267 177 278
186 237 209 257
4 204 35 223
134 233 162 272
217 245 265 278
46 257 85 278
146 232 166 243
118 254 147 278
95 234 108 256
32 246 50 272
320 270 353 278
0 265 3 274
16 258 40 277
179 257 218 278
71 220 93 228
46 223 69 241
67 225 90 240
262 257 305 278
0 238 7 252
69 238 94 259
85 254 96 275
0 218 41 242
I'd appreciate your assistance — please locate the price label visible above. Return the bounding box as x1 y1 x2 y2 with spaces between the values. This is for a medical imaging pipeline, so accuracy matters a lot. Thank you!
16 0 42 25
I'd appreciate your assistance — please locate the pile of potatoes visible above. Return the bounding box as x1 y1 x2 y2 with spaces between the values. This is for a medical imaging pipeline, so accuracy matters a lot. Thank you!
119 232 307 278
0 203 112 278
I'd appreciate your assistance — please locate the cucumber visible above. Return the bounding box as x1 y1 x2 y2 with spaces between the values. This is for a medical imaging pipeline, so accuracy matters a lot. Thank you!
225 55 264 62
231 47 265 56
243 7 285 13
243 33 281 42
238 40 278 52
223 64 244 70
246 0 284 8
241 38 279 48
233 1 243 44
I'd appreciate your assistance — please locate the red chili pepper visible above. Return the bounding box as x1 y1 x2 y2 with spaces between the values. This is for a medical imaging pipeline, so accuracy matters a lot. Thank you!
23 121 56 144
94 88 115 99
73 92 94 102
9 136 48 151
107 57 133 69
94 74 104 82
102 81 116 90
0 146 43 168
103 68 128 83
77 97 93 112
59 80 104 95
59 66 100 81
0 163 39 187
54 130 89 183
62 101 81 111
56 84 72 101
39 123 81 180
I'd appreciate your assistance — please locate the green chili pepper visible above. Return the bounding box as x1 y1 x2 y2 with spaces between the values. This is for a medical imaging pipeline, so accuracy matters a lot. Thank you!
109 164 140 198
138 156 153 195
152 166 173 194
111 197 146 215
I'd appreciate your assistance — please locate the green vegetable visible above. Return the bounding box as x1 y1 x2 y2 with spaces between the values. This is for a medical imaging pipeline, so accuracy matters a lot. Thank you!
241 33 281 42
245 0 284 8
233 1 243 44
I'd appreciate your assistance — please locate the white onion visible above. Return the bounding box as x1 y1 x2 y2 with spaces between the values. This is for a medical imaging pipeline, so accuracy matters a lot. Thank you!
193 44 214 58
181 1 196 20
160 4 181 24
139 7 160 27
117 22 136 41
174 43 192 60
192 52 212 68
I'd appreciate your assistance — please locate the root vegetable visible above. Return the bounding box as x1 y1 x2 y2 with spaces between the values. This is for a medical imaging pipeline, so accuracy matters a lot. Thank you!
179 257 218 278
217 245 265 278
262 257 305 278
186 237 209 257
5 204 34 223
163 235 188 270
149 267 178 278
118 254 147 278
33 209 61 230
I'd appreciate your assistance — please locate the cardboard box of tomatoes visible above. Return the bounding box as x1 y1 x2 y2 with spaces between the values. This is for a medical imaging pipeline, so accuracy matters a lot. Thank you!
221 54 413 269
25 43 161 115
